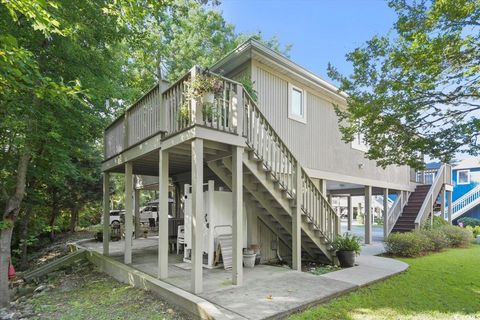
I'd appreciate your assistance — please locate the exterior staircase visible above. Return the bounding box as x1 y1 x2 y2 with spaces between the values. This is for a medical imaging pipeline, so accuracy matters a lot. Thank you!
208 81 339 262
391 185 431 232
390 164 452 232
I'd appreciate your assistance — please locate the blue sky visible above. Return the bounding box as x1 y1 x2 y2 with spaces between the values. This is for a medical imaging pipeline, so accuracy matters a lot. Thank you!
219 0 397 84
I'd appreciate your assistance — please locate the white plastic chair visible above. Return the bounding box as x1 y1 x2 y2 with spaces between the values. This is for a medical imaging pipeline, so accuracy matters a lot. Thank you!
177 225 185 254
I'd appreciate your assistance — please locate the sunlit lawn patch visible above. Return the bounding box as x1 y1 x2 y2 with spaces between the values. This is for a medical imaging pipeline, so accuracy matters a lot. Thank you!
291 245 480 320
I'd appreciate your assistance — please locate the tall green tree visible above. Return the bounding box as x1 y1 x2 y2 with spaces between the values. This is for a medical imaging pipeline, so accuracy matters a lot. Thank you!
328 0 480 168
0 0 290 307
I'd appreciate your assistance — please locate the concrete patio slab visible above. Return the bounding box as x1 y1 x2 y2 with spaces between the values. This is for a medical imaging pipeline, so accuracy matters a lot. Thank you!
77 237 408 320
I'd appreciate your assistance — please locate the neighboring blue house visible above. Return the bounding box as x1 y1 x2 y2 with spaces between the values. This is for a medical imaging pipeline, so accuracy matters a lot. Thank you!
424 158 480 221
450 158 480 220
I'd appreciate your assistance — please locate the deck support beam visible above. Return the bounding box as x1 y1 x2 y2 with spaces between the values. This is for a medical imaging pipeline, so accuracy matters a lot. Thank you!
191 138 203 293
364 185 372 244
440 187 446 221
158 149 169 279
447 190 453 224
102 172 110 256
232 146 244 285
383 188 389 238
124 162 134 264
292 163 302 271
134 189 141 239
347 195 353 232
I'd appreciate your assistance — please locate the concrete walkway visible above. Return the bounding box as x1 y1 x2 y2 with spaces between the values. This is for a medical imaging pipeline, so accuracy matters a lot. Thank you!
79 238 408 320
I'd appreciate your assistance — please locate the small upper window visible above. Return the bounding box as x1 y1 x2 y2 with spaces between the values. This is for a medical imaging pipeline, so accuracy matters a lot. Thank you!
288 83 306 123
351 131 369 152
457 170 470 185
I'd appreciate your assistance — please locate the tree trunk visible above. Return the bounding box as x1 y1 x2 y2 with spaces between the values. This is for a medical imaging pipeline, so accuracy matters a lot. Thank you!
49 205 59 242
19 208 32 270
0 149 30 307
69 206 79 233
0 228 13 307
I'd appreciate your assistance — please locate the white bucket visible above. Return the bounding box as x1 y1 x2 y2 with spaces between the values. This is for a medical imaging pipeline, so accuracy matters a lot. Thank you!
243 253 256 268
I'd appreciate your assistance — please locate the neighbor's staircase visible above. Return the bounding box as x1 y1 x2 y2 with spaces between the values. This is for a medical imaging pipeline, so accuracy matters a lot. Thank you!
208 84 339 262
449 185 480 221
390 164 452 233
391 185 430 232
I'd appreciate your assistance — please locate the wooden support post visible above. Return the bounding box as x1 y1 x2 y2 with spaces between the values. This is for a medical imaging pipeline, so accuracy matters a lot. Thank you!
347 195 353 232
383 188 389 238
191 67 203 126
440 187 446 220
448 190 453 224
319 179 327 195
364 186 372 244
292 163 302 271
232 146 244 285
233 85 244 135
207 180 215 268
124 162 133 264
158 149 169 279
191 138 203 293
102 172 110 256
134 189 141 239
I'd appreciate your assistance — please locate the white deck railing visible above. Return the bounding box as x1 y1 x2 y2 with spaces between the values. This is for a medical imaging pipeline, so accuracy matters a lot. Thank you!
104 84 162 159
386 191 410 235
448 185 480 221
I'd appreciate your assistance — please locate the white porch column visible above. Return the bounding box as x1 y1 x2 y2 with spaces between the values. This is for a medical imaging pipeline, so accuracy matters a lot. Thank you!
124 162 134 264
158 149 169 279
232 146 244 285
292 163 302 271
134 189 141 239
383 188 389 238
347 195 353 231
191 138 203 293
440 187 446 220
102 172 110 256
448 191 453 224
364 186 372 244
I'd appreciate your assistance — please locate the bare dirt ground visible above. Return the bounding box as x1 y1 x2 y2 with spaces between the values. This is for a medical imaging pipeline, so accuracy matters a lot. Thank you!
1 232 190 320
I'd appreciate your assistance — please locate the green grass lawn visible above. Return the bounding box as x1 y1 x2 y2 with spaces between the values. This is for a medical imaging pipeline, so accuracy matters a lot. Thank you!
291 244 480 320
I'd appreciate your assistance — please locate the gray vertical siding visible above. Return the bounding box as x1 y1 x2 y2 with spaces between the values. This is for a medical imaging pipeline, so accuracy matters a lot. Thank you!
257 218 290 263
252 63 411 188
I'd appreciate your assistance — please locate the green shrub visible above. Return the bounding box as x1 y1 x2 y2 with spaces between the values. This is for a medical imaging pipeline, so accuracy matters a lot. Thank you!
331 233 362 254
384 232 430 257
457 217 480 227
432 216 450 229
465 225 480 238
420 229 449 251
440 225 473 247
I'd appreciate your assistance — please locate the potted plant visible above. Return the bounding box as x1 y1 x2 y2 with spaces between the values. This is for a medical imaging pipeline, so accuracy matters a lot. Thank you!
331 233 361 268
189 73 223 104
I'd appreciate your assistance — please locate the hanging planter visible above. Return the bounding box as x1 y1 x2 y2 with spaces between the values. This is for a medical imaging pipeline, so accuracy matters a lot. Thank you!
201 91 215 104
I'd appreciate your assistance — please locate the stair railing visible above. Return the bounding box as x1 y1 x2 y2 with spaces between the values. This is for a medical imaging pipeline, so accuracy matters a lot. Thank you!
448 185 480 220
386 191 410 235
241 86 340 243
414 164 452 229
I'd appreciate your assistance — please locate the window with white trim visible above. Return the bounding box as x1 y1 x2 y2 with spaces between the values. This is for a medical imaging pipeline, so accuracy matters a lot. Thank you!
351 131 369 152
288 83 306 123
457 169 470 185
